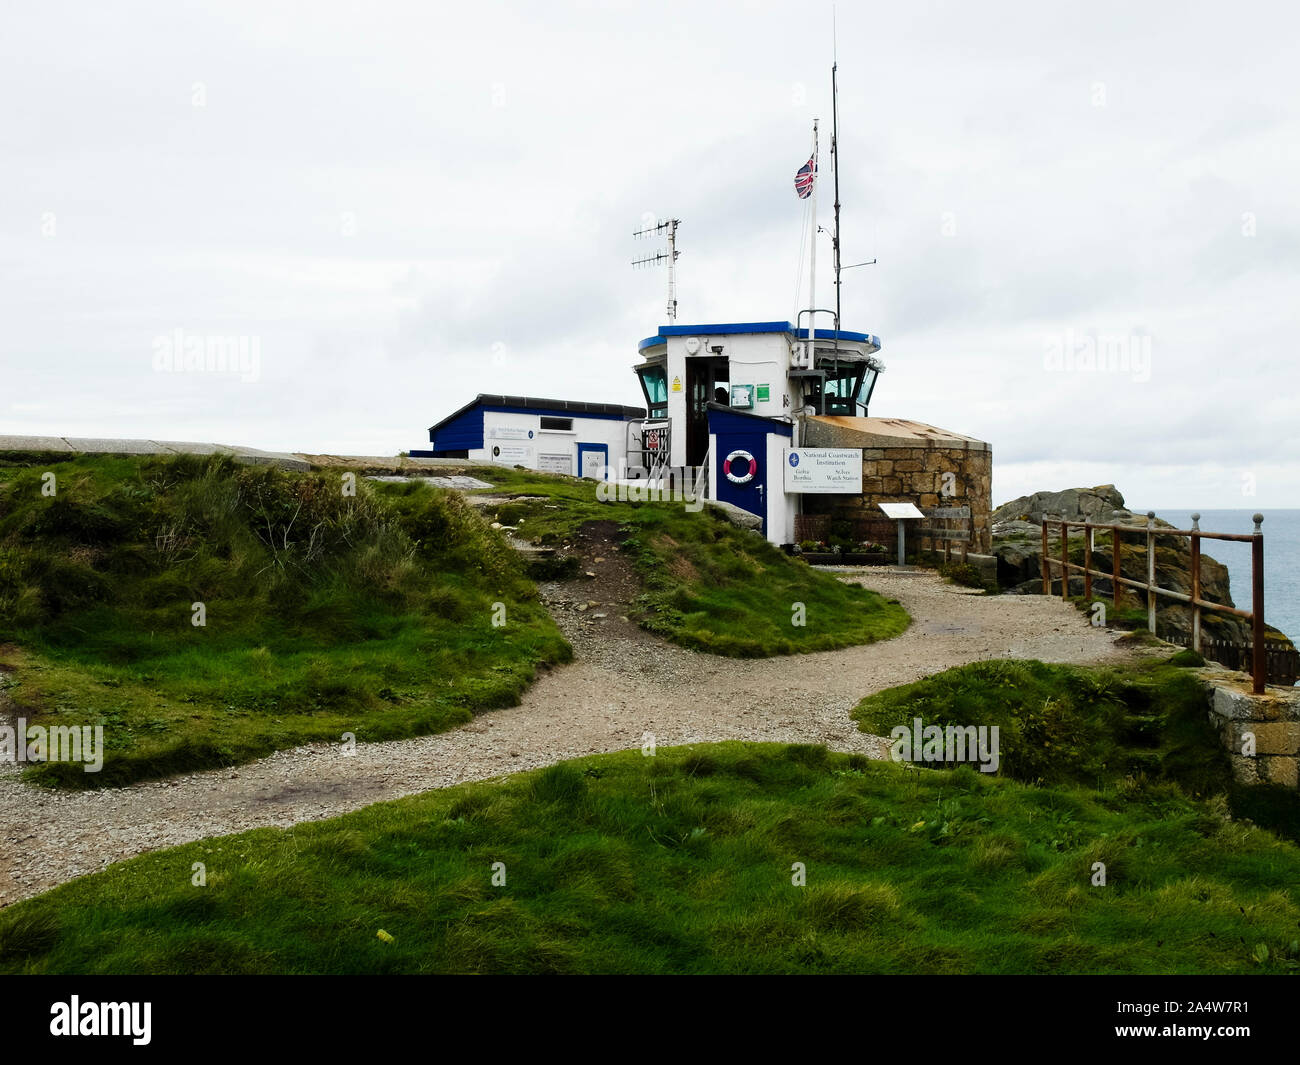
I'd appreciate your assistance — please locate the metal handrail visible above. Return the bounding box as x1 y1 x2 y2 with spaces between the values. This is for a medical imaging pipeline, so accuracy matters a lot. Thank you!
1039 511 1266 693
695 445 711 502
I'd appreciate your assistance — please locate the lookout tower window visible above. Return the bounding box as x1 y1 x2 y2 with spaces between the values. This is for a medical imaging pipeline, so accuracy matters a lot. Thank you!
822 365 861 414
636 364 669 420
540 416 573 431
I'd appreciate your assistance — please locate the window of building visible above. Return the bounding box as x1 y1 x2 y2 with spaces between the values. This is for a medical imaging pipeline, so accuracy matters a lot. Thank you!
540 416 574 431
636 364 669 419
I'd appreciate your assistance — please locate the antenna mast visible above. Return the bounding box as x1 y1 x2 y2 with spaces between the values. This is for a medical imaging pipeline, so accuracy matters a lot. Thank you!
829 10 842 385
632 218 681 322
831 28 842 334
831 16 879 313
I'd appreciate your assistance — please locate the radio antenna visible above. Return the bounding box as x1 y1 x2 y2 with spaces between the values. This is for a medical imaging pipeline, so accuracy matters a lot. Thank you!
632 217 681 322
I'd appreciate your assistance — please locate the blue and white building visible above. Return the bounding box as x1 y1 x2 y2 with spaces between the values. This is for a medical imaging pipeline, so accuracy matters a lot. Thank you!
417 319 886 545
414 394 645 480
630 320 883 543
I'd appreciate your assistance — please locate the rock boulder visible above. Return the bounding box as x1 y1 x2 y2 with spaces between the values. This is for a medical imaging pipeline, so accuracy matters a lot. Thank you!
992 484 1129 526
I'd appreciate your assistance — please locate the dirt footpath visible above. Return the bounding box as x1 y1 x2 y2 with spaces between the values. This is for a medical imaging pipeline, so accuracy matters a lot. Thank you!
0 565 1134 907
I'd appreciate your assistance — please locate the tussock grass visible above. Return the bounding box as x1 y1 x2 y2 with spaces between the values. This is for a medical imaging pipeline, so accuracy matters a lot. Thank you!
853 658 1300 843
853 660 1224 790
0 456 569 786
3 742 1299 975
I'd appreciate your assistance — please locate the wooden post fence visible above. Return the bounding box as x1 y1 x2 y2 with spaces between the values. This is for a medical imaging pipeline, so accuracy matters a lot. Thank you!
1041 512 1268 693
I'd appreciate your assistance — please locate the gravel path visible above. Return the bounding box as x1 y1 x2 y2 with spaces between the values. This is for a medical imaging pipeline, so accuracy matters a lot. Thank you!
0 567 1133 907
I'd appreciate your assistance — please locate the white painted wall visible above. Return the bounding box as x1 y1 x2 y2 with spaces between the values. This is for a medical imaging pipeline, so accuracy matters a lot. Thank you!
766 432 797 545
467 410 631 478
663 332 793 468
664 337 688 468
706 431 718 502
722 334 792 421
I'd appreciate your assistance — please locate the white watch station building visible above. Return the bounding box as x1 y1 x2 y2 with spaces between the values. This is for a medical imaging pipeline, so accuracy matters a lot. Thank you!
414 395 645 480
416 319 992 553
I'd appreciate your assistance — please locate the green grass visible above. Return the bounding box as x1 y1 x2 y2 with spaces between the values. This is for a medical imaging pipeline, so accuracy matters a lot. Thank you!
0 456 906 786
853 657 1300 843
853 659 1221 790
3 741 1298 974
0 455 570 787
460 465 910 656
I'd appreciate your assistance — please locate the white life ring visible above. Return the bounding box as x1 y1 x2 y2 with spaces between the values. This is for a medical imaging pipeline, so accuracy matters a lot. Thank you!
723 449 758 484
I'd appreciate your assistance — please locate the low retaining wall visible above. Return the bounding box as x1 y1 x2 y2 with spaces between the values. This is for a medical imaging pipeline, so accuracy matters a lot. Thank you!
1200 667 1300 788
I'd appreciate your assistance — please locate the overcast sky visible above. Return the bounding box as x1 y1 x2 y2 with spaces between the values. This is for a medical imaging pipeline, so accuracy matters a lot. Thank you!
3 0 1297 509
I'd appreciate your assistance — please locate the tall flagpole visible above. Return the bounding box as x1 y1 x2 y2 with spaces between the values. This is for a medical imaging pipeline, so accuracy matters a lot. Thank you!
807 118 818 368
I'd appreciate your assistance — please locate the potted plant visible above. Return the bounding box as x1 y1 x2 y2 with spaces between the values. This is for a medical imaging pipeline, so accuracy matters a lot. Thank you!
800 539 838 565
841 540 892 566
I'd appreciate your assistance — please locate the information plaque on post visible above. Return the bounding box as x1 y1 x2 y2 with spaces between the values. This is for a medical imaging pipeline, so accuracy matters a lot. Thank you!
878 501 925 566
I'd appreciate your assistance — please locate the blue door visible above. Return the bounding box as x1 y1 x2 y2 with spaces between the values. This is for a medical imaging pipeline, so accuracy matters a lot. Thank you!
714 429 767 532
576 442 609 480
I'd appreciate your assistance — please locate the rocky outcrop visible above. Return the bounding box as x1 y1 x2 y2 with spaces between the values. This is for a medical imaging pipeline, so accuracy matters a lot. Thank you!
992 484 1130 528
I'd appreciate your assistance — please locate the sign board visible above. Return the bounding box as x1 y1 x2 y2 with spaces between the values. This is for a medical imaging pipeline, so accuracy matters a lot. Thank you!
879 501 925 566
671 375 682 392
756 383 770 402
730 384 754 409
878 502 925 520
538 453 571 474
492 445 533 462
783 448 863 494
489 426 533 441
643 425 668 454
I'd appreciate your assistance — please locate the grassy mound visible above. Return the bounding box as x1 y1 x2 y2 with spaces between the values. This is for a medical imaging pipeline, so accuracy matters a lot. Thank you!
0 456 569 786
463 466 910 656
622 509 906 656
853 658 1300 842
853 660 1225 791
2 742 1298 974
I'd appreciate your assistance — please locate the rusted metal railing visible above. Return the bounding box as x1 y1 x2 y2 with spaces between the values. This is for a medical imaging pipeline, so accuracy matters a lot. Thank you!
1040 511 1267 693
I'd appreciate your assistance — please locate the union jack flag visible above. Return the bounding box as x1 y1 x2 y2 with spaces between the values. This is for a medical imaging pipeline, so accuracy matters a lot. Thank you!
794 155 816 199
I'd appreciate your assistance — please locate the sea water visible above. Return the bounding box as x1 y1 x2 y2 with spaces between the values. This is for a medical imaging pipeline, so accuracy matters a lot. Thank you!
1160 509 1300 645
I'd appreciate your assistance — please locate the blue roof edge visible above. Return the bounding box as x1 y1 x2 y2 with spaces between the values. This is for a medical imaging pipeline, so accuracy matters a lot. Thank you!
637 323 881 351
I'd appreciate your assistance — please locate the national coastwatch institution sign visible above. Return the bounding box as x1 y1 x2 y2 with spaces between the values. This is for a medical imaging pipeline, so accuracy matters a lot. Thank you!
782 447 863 493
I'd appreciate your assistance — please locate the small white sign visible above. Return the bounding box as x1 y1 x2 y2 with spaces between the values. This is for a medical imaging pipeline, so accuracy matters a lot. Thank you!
492 444 533 462
538 452 571 474
878 502 925 519
783 448 863 494
489 426 532 441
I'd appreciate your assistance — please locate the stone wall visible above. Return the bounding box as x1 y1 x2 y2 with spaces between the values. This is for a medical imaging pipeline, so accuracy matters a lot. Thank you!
800 418 993 553
1202 669 1300 789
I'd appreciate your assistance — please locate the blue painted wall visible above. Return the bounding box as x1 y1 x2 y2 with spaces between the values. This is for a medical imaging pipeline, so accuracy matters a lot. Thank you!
429 406 485 452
